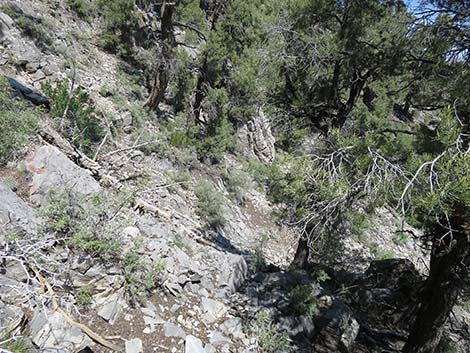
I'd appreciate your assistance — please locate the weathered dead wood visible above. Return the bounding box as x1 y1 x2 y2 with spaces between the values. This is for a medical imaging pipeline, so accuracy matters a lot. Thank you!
30 264 123 352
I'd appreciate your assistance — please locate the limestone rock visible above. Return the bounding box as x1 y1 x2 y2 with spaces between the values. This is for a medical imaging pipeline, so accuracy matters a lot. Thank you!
312 299 359 352
185 335 205 353
0 181 38 235
201 298 227 324
246 108 275 164
29 310 92 352
164 322 186 338
218 254 248 294
96 291 126 325
208 331 231 347
24 145 101 205
125 338 143 353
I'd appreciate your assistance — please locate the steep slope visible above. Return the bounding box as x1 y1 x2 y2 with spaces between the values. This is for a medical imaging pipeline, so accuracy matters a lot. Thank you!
1 1 469 353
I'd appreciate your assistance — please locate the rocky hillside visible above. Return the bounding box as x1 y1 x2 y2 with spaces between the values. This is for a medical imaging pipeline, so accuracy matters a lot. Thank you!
1 1 469 353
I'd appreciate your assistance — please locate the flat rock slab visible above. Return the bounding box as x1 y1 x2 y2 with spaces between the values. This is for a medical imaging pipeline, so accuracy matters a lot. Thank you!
29 310 92 351
125 338 143 353
24 145 101 204
0 181 38 235
185 335 205 353
163 322 186 338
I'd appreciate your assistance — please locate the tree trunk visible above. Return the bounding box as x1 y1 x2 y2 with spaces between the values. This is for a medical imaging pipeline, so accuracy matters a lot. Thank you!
192 55 209 124
403 218 470 353
145 1 175 110
191 1 225 124
291 237 310 269
334 69 370 128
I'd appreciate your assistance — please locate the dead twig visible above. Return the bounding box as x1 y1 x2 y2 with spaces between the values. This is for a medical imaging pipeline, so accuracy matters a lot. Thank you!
29 264 123 352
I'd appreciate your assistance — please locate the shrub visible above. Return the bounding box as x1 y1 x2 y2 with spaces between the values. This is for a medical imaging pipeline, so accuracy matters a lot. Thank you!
289 285 318 316
392 231 409 245
76 287 94 306
223 168 250 200
122 241 165 297
195 116 236 162
254 234 269 270
0 336 29 353
39 190 130 260
0 78 39 164
369 243 395 260
349 210 369 242
249 311 291 353
195 180 226 229
100 32 132 58
42 79 104 156
246 156 308 216
96 0 137 57
66 0 94 21
169 49 196 113
315 269 331 284
122 247 142 296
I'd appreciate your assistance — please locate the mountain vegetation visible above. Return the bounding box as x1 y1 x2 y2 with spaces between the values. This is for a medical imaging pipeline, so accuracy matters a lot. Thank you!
0 0 469 352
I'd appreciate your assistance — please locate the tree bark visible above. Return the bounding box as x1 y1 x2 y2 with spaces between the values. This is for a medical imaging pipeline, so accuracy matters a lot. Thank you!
192 55 209 124
191 0 225 124
291 236 310 269
403 218 470 353
145 1 176 110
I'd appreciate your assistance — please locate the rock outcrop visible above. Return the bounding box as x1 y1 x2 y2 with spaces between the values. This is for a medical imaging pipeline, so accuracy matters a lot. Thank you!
24 145 101 204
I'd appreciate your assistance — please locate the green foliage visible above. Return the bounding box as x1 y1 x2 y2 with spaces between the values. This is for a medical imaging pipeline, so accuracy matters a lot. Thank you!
95 0 137 57
223 168 250 200
275 0 410 129
276 128 308 153
122 240 166 297
195 180 226 229
370 243 395 261
315 269 331 284
392 231 409 245
246 155 308 220
0 176 17 191
132 123 198 168
202 0 277 123
42 79 104 156
122 246 142 295
0 336 29 353
254 233 270 270
249 311 291 353
39 190 130 260
170 49 196 113
66 0 94 21
195 116 236 162
100 32 132 58
437 337 459 353
76 287 94 306
290 285 318 316
0 78 39 164
175 0 208 43
349 211 369 242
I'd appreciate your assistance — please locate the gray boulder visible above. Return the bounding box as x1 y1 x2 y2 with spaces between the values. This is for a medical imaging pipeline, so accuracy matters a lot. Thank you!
185 335 205 353
29 310 92 351
24 145 101 205
163 322 186 338
0 181 38 235
247 108 275 164
125 338 143 353
218 254 248 294
312 299 360 352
